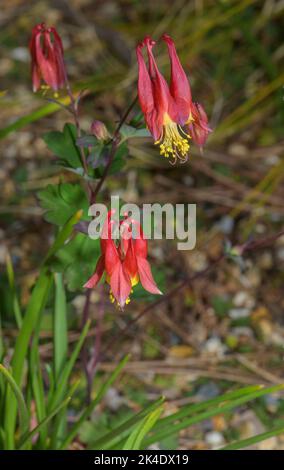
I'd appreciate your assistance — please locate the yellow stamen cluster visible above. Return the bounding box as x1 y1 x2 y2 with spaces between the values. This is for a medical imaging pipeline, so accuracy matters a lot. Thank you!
155 120 190 164
109 289 132 308
40 84 59 98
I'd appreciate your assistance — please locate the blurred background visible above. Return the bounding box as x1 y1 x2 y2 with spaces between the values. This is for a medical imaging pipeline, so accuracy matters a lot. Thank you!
0 0 284 449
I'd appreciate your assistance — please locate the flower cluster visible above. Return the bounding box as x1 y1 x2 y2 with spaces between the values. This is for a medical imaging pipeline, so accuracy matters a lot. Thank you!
84 211 162 308
136 34 211 163
29 25 211 307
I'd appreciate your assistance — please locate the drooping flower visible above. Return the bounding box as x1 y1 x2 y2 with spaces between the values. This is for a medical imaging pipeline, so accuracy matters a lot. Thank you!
29 23 66 93
136 34 211 163
84 211 162 308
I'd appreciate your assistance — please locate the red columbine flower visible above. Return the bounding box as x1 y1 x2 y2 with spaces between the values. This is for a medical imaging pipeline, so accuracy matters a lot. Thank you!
29 23 66 93
84 211 162 308
136 34 211 163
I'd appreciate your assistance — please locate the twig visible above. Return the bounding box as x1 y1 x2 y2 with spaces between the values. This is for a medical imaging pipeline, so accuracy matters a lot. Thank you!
236 354 282 385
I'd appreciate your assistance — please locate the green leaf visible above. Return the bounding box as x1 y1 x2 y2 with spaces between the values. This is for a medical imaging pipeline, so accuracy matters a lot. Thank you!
143 384 284 447
5 252 22 328
119 124 150 143
108 142 127 175
4 271 52 449
52 233 100 291
38 183 88 226
51 273 68 448
59 355 130 449
91 397 165 450
0 314 4 361
53 273 68 380
0 99 71 140
17 396 72 450
154 385 261 432
28 318 47 447
123 405 163 450
220 424 284 450
48 320 91 410
77 135 99 147
4 212 81 449
44 209 83 263
43 123 82 169
0 365 29 439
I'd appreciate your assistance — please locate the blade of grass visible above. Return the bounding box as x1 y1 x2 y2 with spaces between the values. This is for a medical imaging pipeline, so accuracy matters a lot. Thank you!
143 384 284 447
59 354 130 449
213 72 284 139
5 252 22 328
17 396 71 450
49 379 80 450
28 317 47 447
4 270 51 450
54 273 68 380
123 405 163 450
48 319 91 410
220 424 284 450
154 385 261 432
51 273 68 449
4 210 82 449
0 73 123 140
0 365 29 438
0 99 71 140
91 397 165 450
0 313 4 361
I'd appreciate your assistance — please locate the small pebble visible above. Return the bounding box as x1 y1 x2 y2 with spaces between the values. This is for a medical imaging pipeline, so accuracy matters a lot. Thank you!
205 431 225 448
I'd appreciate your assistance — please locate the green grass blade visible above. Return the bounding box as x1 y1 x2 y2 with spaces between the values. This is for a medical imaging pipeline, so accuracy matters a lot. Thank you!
221 424 284 450
54 273 68 380
0 99 71 140
0 74 123 140
28 318 47 447
0 364 29 438
4 211 82 449
49 379 80 450
59 354 130 449
123 405 163 450
143 384 284 447
4 271 51 449
5 252 22 328
0 313 4 361
154 385 261 431
48 319 91 410
91 397 165 450
17 396 71 450
50 273 68 448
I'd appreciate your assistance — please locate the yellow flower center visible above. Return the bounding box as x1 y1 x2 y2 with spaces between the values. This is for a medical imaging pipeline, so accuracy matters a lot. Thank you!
155 114 191 164
107 275 138 308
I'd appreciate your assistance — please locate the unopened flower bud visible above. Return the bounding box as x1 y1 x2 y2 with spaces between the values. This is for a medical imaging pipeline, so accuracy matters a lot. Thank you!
90 121 109 141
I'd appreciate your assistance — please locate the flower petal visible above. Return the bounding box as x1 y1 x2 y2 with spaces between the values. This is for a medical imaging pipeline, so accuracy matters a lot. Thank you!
84 255 105 288
144 36 177 135
188 102 211 147
136 256 162 295
136 42 162 141
110 262 132 308
162 34 192 125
